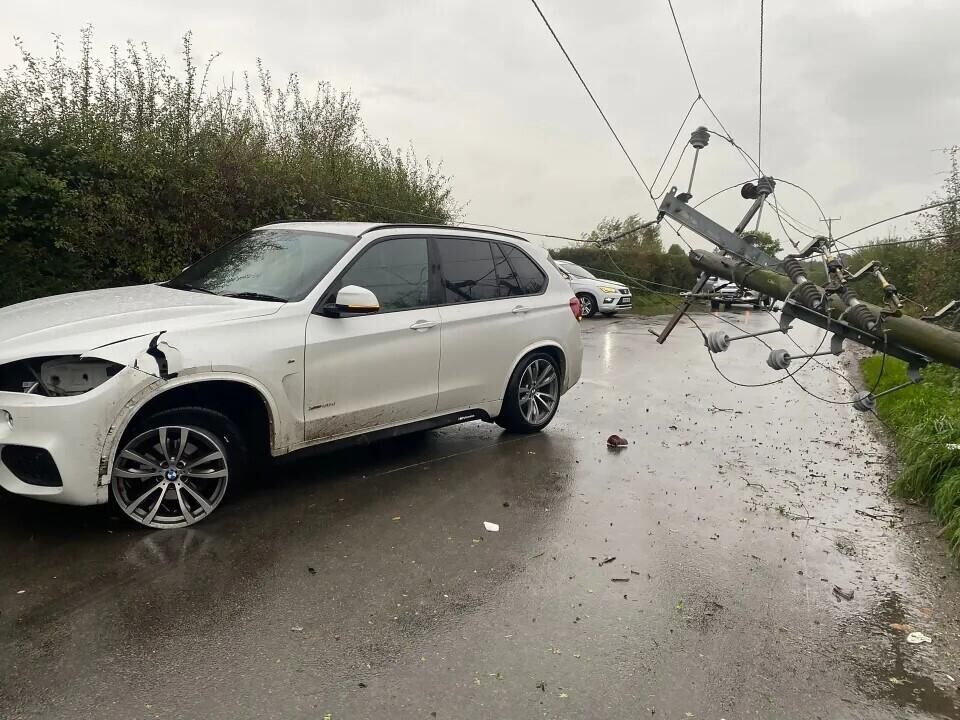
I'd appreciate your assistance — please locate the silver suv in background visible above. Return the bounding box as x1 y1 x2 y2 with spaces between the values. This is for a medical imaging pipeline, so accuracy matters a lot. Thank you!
555 260 632 317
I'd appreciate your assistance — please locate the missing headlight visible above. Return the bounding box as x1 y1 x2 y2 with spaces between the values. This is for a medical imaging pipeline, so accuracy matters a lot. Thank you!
0 357 122 396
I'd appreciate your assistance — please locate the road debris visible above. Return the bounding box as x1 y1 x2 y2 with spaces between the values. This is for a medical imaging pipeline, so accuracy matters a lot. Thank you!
598 556 616 566
907 632 932 644
291 626 304 632
611 577 630 583
832 586 855 601
483 521 499 532
606 434 628 448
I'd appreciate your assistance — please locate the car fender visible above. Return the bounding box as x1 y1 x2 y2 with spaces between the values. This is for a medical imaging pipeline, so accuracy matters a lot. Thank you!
97 370 286 487
497 339 566 410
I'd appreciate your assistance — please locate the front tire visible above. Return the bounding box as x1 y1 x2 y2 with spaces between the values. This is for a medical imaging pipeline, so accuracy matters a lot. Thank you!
577 293 597 318
496 352 562 433
111 407 246 529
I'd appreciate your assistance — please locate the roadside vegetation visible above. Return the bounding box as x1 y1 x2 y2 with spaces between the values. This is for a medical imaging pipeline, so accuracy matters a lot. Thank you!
863 356 960 552
0 28 457 307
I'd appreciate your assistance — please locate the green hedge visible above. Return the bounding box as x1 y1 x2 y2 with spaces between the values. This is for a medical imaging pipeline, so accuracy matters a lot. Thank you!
550 246 697 297
0 29 457 307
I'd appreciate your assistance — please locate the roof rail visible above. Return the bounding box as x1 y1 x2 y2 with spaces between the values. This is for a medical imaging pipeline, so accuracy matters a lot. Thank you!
362 223 529 243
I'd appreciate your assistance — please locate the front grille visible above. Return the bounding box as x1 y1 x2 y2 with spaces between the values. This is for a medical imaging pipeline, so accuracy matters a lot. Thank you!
1 446 63 487
619 288 630 295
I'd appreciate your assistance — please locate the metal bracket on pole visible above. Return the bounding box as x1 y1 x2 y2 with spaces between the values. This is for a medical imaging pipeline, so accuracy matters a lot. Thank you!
658 187 780 268
778 298 929 367
922 300 960 324
853 363 924 412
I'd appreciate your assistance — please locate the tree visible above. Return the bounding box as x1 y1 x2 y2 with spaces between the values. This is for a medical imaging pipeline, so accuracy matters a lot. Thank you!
581 214 662 253
667 243 685 256
748 231 782 257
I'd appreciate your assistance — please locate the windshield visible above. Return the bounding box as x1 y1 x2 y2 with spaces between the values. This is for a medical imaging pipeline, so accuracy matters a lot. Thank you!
166 228 356 302
559 262 596 280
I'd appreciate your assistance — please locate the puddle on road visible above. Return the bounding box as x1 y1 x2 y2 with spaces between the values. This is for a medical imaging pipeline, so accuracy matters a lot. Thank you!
840 590 958 717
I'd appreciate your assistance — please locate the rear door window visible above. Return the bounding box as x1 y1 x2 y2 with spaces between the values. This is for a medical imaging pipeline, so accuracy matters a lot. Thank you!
500 244 547 295
436 238 500 303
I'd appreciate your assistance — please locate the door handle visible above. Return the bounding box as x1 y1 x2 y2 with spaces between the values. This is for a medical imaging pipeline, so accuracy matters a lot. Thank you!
511 305 530 314
409 319 438 331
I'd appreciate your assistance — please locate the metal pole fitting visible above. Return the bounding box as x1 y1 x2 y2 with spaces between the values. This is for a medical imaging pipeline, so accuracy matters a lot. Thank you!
706 325 788 354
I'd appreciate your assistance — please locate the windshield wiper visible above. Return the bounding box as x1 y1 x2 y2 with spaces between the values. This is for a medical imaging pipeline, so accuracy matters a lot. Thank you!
224 291 288 303
167 283 218 295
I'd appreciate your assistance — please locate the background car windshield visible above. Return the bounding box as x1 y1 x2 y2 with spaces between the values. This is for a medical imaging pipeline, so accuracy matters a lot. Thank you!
168 229 355 301
560 262 596 279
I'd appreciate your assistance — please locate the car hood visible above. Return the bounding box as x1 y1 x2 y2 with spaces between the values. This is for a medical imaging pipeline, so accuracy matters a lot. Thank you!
0 284 283 363
594 278 628 290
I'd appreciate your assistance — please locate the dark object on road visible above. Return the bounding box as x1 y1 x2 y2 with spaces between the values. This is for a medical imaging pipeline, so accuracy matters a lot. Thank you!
536 681 546 692
833 585 855 601
607 434 628 448
307 567 317 575
611 577 630 583
598 555 616 566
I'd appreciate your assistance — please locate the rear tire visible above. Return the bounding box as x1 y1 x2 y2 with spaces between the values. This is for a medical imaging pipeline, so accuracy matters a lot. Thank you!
577 293 598 318
496 352 562 434
710 299 720 310
111 407 247 529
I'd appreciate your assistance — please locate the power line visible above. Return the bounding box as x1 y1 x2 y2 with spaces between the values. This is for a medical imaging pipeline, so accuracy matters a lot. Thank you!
651 95 701 189
833 197 960 242
666 0 702 97
835 231 960 253
651 143 690 199
528 0 652 194
757 0 765 178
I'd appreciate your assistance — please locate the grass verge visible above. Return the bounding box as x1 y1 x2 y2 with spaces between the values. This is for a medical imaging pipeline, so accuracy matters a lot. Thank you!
862 355 960 552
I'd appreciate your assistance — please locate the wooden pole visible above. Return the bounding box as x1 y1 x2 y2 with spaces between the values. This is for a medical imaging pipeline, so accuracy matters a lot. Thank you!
689 251 960 369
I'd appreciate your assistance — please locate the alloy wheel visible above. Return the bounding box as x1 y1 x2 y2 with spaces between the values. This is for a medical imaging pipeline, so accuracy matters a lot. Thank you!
518 358 559 425
579 295 594 316
112 425 229 529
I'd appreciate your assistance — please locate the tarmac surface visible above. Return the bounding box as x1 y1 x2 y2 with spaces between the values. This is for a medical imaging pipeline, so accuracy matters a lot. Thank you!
2 311 959 719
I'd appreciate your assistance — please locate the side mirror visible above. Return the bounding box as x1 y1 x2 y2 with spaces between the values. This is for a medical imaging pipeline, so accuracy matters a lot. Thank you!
321 285 380 317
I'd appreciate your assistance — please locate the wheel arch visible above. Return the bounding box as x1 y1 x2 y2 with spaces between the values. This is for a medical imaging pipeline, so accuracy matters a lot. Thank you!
497 342 566 417
99 374 281 483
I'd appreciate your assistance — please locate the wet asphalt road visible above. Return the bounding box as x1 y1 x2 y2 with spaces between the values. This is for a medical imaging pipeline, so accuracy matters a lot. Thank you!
2 312 960 720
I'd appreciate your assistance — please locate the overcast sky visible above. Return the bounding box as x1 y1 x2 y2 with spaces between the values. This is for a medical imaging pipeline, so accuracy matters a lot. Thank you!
4 0 959 251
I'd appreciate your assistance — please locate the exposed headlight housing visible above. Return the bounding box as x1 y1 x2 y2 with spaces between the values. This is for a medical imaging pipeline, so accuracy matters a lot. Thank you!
0 356 123 396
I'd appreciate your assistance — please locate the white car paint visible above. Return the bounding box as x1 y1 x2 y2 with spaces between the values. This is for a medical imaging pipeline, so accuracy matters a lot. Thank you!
0 223 583 523
555 260 632 316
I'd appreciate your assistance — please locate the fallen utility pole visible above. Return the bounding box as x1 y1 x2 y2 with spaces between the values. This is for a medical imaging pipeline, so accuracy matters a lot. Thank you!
689 250 960 370
653 126 960 410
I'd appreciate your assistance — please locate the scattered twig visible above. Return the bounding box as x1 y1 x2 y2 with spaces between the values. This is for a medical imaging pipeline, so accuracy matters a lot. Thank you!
856 509 902 522
744 479 767 493
709 405 743 415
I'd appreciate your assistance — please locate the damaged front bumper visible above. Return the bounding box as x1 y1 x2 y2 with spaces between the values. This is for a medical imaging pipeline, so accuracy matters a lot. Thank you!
0 366 154 505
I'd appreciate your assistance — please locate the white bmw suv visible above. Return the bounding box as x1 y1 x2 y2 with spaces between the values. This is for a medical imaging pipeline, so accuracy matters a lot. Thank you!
555 260 632 317
0 223 583 528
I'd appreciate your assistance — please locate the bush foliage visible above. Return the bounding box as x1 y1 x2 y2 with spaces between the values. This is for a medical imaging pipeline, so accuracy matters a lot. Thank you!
0 28 457 306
